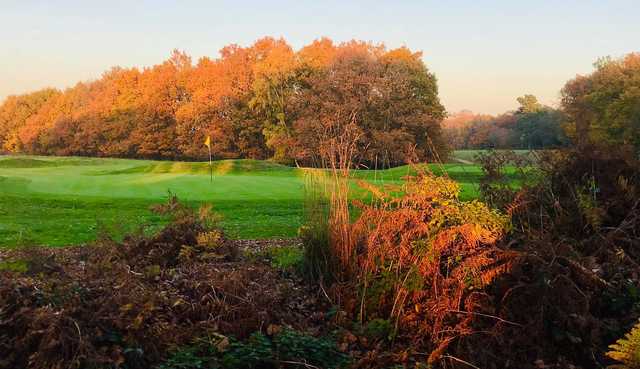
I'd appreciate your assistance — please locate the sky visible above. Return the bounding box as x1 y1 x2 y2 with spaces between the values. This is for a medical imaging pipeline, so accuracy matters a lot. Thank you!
1 0 638 115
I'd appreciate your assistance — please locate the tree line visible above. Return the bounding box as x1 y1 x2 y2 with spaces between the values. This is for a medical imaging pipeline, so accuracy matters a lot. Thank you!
1 40 638 164
443 53 640 152
0 37 447 166
442 95 568 150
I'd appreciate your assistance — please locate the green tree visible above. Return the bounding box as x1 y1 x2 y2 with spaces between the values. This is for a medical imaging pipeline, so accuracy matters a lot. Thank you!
516 94 543 114
561 52 640 150
514 108 567 149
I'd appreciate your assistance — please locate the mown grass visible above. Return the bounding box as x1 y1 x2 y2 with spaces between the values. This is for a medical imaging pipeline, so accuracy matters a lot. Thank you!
0 152 514 247
449 149 534 163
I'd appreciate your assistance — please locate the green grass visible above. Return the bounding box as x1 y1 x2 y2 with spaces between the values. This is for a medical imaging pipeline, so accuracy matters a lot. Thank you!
265 246 305 271
0 154 498 247
449 149 535 163
0 259 28 272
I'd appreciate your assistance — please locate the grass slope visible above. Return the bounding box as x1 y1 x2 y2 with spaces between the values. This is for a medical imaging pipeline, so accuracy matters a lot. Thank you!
449 149 534 163
0 153 494 247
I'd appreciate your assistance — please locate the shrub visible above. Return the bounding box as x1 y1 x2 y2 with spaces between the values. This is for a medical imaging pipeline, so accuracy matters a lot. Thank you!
267 246 304 272
477 149 539 210
363 318 393 342
159 345 217 369
344 173 514 364
161 329 347 369
0 197 296 369
463 144 640 368
271 328 347 368
0 259 28 272
222 332 274 369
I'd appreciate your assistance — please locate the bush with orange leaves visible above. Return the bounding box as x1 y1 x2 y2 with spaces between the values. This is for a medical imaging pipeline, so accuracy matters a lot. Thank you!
343 173 515 365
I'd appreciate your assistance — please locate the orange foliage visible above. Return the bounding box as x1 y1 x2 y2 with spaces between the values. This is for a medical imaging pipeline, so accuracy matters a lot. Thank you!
0 37 447 163
342 173 515 362
298 37 337 69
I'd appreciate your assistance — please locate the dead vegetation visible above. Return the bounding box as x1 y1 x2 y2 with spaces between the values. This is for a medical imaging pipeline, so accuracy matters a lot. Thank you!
463 145 640 368
350 175 515 364
0 197 334 369
297 142 640 368
305 170 519 368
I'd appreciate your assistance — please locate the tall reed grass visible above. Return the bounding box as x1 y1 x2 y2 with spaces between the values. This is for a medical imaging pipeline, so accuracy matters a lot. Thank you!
299 168 333 281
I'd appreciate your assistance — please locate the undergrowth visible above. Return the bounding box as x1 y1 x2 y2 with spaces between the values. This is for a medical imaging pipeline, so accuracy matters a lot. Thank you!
0 195 332 369
159 329 347 369
298 143 640 368
267 246 305 272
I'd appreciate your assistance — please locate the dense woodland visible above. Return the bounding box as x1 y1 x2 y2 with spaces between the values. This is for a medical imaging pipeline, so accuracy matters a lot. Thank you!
0 38 447 166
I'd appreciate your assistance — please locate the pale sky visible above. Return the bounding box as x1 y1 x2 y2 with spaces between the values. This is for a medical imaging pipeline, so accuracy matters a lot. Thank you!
1 0 638 114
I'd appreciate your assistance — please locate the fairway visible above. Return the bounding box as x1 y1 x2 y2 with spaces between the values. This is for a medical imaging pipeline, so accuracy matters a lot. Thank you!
449 149 535 163
0 154 488 247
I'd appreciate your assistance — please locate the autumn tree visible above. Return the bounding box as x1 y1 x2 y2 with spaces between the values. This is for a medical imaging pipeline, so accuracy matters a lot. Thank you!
0 37 450 165
376 47 447 163
126 50 191 159
443 111 516 150
292 42 445 167
561 53 640 149
16 84 91 154
297 37 337 70
0 88 59 152
516 94 543 114
247 37 299 162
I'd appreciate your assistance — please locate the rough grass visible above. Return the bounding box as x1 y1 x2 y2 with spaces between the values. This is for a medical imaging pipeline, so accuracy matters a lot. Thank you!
0 153 517 247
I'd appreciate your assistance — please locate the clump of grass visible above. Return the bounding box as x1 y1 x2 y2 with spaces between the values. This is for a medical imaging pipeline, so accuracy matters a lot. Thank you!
0 260 28 273
268 246 304 272
249 244 305 273
299 169 332 280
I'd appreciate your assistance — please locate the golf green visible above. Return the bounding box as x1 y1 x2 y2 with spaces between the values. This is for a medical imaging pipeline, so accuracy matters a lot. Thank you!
0 155 487 247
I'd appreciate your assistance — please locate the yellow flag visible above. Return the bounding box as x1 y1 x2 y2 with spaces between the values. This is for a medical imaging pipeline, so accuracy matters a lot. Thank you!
204 135 211 148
